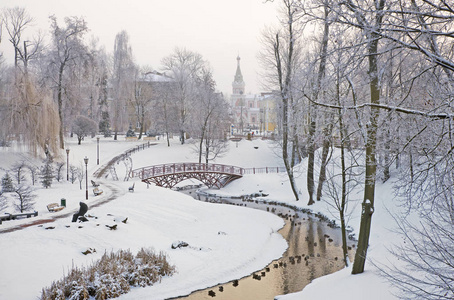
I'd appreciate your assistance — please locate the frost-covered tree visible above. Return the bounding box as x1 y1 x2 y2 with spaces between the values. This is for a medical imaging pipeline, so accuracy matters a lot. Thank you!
0 193 8 212
259 0 303 201
2 7 32 69
54 162 65 182
131 67 153 139
26 164 38 186
40 159 54 188
72 115 97 145
13 184 35 213
1 173 15 193
161 47 206 144
47 15 88 149
11 161 27 185
112 30 134 140
379 194 454 300
76 164 84 190
69 165 78 184
191 68 230 163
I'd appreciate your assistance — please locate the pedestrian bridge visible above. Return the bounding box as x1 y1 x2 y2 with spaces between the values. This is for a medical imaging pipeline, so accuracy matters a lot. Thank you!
130 162 285 189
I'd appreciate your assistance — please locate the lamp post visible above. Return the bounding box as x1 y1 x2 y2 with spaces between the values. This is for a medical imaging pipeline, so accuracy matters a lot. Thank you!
84 157 89 200
97 137 100 165
66 149 70 181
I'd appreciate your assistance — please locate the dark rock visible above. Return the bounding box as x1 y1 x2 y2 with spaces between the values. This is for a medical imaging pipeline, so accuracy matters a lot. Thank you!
172 241 189 249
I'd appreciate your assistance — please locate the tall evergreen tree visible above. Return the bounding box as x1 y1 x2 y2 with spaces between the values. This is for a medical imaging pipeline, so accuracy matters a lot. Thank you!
40 159 54 188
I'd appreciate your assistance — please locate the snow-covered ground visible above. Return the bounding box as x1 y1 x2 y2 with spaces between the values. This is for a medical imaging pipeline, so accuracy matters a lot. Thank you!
0 136 402 299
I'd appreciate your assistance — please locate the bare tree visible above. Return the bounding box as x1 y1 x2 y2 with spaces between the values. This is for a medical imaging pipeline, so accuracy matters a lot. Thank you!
161 47 205 145
259 0 303 201
69 165 78 184
72 115 97 145
190 65 229 163
26 163 38 185
131 66 153 139
150 73 179 147
13 184 36 212
54 162 65 182
77 164 84 190
2 7 33 69
48 15 88 149
378 195 454 299
11 161 27 185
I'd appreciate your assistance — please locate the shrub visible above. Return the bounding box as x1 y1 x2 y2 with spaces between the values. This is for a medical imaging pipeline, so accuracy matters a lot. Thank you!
41 248 176 300
126 124 136 137
1 172 15 193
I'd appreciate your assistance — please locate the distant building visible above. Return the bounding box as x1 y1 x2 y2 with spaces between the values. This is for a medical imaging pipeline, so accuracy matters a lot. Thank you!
230 56 277 135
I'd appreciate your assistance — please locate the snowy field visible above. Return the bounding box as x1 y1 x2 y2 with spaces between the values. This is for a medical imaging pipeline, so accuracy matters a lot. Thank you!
0 136 402 299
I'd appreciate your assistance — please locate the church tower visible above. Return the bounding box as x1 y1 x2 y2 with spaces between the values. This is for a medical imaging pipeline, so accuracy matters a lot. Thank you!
232 55 245 95
231 56 247 133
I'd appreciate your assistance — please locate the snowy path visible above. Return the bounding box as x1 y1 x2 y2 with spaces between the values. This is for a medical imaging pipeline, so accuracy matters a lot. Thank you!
0 148 127 234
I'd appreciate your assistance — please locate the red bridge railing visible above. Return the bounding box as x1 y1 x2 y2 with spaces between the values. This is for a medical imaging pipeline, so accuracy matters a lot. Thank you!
130 162 244 180
130 163 286 179
242 167 286 175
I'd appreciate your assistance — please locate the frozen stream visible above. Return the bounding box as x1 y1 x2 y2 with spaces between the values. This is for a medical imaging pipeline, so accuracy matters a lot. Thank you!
171 189 356 300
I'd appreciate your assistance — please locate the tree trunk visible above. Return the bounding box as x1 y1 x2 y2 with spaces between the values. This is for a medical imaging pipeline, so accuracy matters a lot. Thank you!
316 125 332 201
338 106 349 266
309 3 330 205
138 110 144 140
307 118 316 205
57 65 65 149
352 30 381 275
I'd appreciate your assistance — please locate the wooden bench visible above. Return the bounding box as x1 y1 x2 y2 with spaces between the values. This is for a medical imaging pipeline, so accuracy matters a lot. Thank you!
128 183 135 192
93 187 103 196
91 180 100 187
47 203 65 212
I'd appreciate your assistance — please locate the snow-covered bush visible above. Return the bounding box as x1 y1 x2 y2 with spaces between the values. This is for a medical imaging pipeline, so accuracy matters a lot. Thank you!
41 248 176 300
126 124 136 137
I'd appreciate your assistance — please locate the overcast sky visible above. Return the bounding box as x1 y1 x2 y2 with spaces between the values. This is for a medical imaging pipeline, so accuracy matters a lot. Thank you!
0 0 280 95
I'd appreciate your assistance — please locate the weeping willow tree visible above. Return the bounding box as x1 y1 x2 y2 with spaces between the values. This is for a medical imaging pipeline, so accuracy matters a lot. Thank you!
2 71 60 157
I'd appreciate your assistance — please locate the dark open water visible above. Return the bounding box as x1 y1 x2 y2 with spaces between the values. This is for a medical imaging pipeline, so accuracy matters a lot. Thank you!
170 191 355 300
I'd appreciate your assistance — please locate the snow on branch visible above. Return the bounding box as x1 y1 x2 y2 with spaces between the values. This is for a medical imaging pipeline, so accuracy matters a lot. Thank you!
306 97 453 120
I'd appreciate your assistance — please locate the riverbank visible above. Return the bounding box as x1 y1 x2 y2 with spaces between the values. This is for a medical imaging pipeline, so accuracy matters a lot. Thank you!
0 136 401 299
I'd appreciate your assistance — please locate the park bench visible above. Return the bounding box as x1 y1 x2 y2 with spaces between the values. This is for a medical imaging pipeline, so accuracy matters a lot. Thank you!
0 211 38 224
47 203 65 212
93 187 103 196
128 183 135 192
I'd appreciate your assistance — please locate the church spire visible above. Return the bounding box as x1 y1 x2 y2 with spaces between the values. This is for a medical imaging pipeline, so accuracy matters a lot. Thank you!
232 55 245 94
234 55 244 83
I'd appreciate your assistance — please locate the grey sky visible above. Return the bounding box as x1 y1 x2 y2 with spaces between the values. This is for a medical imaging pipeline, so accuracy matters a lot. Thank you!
0 0 279 95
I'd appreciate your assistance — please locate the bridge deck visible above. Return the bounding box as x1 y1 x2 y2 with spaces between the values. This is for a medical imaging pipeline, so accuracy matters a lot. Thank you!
130 163 286 189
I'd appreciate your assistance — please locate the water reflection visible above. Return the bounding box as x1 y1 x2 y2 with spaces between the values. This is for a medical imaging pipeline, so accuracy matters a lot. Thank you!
172 193 355 300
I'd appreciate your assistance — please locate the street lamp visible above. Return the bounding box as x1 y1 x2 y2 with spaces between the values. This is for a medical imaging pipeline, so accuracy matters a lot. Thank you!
97 137 100 165
84 157 89 200
66 149 70 181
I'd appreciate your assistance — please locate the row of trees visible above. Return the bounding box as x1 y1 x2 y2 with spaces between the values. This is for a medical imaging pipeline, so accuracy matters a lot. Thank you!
0 157 88 213
0 7 230 161
263 0 453 298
